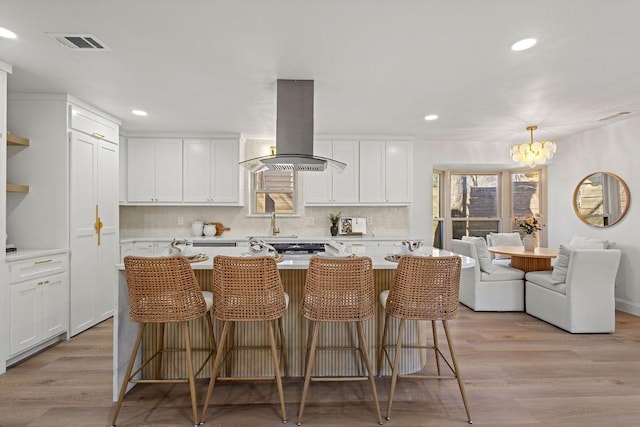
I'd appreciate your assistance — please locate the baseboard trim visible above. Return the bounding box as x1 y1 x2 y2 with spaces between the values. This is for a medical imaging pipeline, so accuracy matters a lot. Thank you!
615 298 640 316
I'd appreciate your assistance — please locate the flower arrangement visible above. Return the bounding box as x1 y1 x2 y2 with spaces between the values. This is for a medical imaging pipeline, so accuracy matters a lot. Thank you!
513 214 545 234
328 211 342 226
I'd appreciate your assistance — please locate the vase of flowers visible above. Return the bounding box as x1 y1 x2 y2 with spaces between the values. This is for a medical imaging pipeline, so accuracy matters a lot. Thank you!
329 211 342 236
513 214 545 251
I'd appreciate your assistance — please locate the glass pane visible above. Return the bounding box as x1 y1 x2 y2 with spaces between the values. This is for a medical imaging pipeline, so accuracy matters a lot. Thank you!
512 171 540 217
255 192 294 214
450 174 498 218
432 172 441 219
432 219 443 249
452 220 499 239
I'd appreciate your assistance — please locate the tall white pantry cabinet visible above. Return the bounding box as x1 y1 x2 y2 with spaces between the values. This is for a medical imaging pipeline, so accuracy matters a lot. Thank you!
7 94 121 338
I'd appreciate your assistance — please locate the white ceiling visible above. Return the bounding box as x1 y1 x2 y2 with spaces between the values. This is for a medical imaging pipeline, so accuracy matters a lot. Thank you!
1 0 639 145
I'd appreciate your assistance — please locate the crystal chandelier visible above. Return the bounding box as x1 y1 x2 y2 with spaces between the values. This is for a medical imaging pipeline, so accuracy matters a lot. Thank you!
510 125 556 167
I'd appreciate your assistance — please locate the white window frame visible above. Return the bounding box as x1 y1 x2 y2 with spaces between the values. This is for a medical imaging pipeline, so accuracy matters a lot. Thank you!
250 169 298 215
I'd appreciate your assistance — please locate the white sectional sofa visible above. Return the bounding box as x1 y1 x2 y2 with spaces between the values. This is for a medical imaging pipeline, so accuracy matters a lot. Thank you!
452 238 525 311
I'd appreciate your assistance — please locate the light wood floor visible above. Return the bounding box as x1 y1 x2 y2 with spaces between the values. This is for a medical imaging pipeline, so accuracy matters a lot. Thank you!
2 306 640 426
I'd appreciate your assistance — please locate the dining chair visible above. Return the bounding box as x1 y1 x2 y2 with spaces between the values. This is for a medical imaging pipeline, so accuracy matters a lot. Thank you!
111 256 216 427
378 255 472 423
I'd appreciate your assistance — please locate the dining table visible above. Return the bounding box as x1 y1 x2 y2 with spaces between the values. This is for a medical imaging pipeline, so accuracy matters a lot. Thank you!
488 245 558 273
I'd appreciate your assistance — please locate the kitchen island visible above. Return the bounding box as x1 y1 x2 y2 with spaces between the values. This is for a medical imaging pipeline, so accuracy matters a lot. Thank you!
113 246 474 400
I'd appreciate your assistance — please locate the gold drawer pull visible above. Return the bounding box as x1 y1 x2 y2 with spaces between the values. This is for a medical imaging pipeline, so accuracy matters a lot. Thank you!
92 132 105 139
37 280 49 286
34 259 53 265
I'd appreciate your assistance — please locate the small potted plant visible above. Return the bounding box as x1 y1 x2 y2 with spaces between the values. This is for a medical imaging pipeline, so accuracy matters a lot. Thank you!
328 211 342 236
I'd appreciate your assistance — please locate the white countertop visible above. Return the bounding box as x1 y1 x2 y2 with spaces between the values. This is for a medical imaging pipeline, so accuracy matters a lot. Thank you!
119 234 416 244
116 246 474 270
5 248 70 262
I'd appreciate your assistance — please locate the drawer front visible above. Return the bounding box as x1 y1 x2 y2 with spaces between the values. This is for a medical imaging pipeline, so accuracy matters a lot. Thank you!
69 105 118 143
9 254 68 284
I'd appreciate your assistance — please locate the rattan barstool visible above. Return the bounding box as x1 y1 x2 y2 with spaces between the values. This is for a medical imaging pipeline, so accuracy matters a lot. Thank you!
377 255 472 423
200 255 289 424
111 256 216 427
297 256 383 426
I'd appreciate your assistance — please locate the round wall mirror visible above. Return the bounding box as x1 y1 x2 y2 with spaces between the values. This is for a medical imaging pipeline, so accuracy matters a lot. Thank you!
573 172 630 227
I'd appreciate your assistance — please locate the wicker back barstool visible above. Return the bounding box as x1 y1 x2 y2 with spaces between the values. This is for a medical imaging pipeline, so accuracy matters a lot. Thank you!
200 255 289 424
297 256 383 426
111 256 216 427
377 255 472 423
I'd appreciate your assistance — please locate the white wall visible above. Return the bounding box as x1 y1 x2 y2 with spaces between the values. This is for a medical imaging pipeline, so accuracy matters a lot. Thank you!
547 116 640 315
0 60 12 374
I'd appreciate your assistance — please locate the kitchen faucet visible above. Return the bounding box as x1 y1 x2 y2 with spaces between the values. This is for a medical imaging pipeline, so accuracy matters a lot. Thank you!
271 212 280 236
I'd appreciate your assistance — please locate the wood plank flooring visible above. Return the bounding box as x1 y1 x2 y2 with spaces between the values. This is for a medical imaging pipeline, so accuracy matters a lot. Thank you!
1 306 640 426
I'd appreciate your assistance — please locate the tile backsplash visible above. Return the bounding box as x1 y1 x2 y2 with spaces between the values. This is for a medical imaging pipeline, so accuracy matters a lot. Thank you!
119 205 410 238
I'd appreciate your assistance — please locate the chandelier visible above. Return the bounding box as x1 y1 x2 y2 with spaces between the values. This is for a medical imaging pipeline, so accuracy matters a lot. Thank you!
510 125 556 167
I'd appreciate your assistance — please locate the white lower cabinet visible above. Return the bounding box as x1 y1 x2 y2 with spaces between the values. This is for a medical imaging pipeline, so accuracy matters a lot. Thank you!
133 241 171 256
8 253 69 359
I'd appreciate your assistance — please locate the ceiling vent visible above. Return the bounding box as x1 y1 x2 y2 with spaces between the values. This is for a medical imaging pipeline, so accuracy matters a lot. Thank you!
47 33 111 50
597 111 631 122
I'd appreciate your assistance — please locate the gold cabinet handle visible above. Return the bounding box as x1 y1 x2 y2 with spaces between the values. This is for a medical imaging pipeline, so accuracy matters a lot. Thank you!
95 205 103 246
92 132 105 139
34 259 53 265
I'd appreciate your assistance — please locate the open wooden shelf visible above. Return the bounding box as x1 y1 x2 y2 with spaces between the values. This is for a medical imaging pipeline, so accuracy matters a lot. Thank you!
7 183 29 193
7 134 30 146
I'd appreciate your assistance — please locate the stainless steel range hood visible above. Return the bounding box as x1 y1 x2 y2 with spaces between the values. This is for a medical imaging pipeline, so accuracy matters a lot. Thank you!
240 79 346 172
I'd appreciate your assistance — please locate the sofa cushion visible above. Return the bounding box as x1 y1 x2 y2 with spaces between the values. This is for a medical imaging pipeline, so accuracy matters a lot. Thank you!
481 264 524 282
551 242 607 284
526 270 567 295
487 232 523 259
569 236 609 249
462 236 494 273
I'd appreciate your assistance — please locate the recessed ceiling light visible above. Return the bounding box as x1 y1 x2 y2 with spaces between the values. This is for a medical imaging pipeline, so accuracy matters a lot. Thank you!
132 109 148 116
424 114 439 121
0 27 17 39
511 38 537 51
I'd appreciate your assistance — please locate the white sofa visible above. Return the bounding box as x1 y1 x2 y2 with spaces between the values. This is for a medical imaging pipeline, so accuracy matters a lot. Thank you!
525 248 621 333
452 239 525 311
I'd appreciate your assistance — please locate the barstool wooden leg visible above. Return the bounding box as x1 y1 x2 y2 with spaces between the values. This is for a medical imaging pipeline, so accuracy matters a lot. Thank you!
377 313 391 375
356 321 383 425
386 318 406 421
182 322 199 427
297 321 320 426
111 324 145 427
442 320 473 424
268 321 287 422
155 323 165 379
278 318 289 378
201 321 231 424
204 312 217 365
431 320 442 376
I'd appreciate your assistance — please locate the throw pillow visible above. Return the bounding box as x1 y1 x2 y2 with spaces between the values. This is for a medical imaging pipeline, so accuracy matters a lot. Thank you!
551 245 571 284
462 236 494 273
488 232 523 259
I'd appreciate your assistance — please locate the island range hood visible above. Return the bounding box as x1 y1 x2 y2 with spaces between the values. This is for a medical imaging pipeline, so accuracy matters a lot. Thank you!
240 79 346 172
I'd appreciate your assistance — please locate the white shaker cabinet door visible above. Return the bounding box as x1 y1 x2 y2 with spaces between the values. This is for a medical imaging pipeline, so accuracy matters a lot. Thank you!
330 139 359 203
385 140 412 203
211 139 240 203
41 272 69 339
183 138 212 202
304 139 332 204
154 139 183 202
9 281 39 355
359 140 386 203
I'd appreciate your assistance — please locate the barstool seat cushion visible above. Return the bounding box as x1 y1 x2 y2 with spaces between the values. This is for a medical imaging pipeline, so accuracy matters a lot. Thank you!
379 290 389 308
202 291 214 310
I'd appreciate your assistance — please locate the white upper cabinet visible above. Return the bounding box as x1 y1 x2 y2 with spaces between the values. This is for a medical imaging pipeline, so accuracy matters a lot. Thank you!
127 138 183 203
304 139 359 205
359 140 412 204
183 138 242 205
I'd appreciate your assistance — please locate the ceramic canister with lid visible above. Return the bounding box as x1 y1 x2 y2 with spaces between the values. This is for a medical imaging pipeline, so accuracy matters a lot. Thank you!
191 221 204 237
